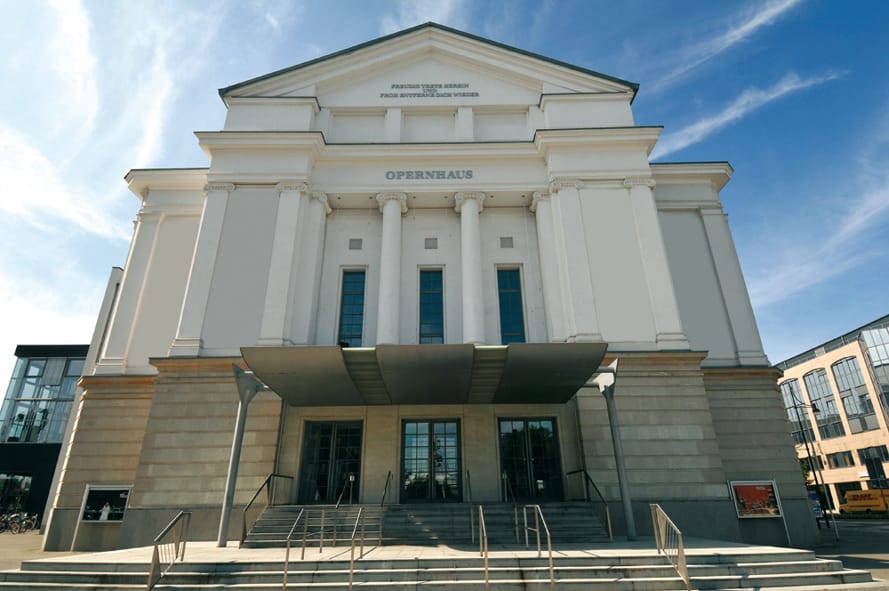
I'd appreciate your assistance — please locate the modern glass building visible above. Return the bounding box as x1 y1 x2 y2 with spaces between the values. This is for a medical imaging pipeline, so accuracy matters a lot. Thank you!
0 345 88 516
776 314 889 510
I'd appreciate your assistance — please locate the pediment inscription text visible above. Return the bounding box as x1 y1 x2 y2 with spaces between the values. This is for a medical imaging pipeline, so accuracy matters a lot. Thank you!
380 82 479 99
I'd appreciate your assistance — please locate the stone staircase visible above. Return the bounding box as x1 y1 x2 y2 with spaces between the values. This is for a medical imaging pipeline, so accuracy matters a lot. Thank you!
0 548 882 590
243 502 610 548
243 504 387 548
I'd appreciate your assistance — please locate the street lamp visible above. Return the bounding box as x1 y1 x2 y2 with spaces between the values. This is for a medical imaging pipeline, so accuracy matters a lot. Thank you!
788 395 838 537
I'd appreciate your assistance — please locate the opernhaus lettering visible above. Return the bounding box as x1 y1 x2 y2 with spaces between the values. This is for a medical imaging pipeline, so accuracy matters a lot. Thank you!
385 170 474 180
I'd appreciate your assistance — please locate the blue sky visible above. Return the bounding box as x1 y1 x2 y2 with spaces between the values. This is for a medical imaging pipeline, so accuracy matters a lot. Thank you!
1 0 887 382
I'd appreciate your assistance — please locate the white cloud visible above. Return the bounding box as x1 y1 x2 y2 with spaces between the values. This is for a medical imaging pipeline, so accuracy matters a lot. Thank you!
379 0 467 35
46 0 98 137
651 71 842 159
0 269 101 395
651 0 803 92
0 124 131 241
747 121 889 309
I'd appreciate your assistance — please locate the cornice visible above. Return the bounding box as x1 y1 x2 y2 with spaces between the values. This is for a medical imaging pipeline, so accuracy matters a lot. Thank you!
538 92 631 109
125 168 208 200
223 96 321 111
650 162 733 192
534 126 662 156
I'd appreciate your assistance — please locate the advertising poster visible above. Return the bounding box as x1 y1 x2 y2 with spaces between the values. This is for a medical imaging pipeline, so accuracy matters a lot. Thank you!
730 480 782 518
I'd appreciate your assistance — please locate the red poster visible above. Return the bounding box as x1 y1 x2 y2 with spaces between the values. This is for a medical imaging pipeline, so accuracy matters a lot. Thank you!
730 481 782 518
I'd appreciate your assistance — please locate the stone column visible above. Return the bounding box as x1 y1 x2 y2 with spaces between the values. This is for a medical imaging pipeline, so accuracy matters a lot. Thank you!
95 200 164 373
257 182 308 346
548 180 602 342
623 177 689 350
169 183 235 357
376 192 407 345
531 191 567 342
455 192 486 345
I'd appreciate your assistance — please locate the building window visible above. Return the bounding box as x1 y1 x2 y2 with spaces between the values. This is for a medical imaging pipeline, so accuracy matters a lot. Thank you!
861 327 889 411
348 238 362 250
826 451 855 469
497 268 525 344
832 357 878 433
803 369 846 440
337 270 366 347
858 445 889 465
424 237 438 250
419 269 444 344
0 355 83 444
779 379 815 445
499 236 514 249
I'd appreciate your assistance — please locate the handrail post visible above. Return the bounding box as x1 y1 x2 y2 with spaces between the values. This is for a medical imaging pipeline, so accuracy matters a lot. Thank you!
147 511 192 591
319 509 325 554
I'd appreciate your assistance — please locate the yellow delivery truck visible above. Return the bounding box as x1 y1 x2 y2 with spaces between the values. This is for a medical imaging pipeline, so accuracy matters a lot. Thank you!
839 490 889 514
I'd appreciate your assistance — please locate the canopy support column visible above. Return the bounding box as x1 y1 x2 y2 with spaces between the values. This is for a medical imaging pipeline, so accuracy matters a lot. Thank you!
594 359 636 540
217 365 266 547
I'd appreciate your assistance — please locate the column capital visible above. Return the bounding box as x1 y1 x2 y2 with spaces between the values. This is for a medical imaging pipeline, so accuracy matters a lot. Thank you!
312 193 332 215
376 192 408 213
203 183 236 194
548 179 584 193
454 192 486 213
275 181 308 194
622 176 656 189
530 190 552 213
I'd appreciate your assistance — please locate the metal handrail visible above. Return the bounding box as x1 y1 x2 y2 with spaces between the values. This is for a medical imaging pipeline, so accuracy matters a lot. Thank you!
501 471 520 543
282 508 304 590
241 473 293 546
335 473 356 509
466 470 475 543
380 471 393 506
650 504 690 591
566 468 613 540
522 504 554 586
348 508 366 590
478 505 489 591
147 510 191 590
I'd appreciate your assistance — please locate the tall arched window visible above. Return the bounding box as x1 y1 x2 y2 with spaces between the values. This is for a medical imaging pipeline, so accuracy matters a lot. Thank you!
831 357 878 433
803 369 845 440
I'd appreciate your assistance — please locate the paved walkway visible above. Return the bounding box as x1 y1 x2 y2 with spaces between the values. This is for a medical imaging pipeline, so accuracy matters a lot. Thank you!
0 531 814 569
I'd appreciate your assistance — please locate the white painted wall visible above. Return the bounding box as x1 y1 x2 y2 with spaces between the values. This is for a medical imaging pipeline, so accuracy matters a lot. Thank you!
95 31 770 373
201 188 277 354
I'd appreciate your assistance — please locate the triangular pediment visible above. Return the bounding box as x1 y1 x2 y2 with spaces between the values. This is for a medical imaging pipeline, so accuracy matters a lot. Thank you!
221 22 637 107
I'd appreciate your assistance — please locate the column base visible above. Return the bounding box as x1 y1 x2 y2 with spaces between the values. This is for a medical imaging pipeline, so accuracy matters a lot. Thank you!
255 337 294 347
168 337 202 357
567 333 604 343
656 332 690 350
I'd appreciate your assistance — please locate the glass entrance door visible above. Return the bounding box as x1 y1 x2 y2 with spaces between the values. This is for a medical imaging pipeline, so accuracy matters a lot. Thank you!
499 418 562 502
297 421 362 504
401 420 461 502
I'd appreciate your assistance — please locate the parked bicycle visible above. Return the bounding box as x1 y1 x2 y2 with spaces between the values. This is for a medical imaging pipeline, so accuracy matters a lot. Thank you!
0 512 38 534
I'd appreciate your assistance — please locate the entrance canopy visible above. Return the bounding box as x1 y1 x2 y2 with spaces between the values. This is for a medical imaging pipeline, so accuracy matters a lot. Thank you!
241 343 607 406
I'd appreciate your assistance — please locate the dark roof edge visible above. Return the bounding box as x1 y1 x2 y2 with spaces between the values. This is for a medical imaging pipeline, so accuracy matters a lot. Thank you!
14 344 90 358
775 312 889 370
218 22 639 100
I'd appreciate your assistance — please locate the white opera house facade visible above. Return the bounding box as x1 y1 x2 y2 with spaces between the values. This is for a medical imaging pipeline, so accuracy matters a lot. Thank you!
44 23 817 551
